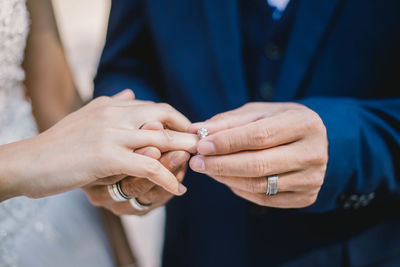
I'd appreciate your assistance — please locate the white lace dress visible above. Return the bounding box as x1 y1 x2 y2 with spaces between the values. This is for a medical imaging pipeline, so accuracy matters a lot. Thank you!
0 1 114 266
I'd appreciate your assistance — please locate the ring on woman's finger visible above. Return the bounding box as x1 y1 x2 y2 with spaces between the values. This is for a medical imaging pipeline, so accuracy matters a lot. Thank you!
266 175 279 196
108 182 130 202
197 127 209 139
129 198 152 211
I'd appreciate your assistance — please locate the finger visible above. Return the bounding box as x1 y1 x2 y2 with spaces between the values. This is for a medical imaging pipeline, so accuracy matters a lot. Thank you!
190 144 303 177
120 177 156 198
189 108 259 134
173 165 187 183
129 100 154 106
189 102 298 134
83 177 156 207
118 129 198 154
137 186 173 207
197 112 305 156
127 103 191 132
107 201 149 216
111 89 135 100
85 174 126 186
135 146 162 160
91 97 153 112
108 187 172 216
118 152 187 196
134 122 164 159
159 151 190 171
83 185 116 206
211 171 314 194
110 90 156 106
231 187 317 209
140 121 164 131
119 151 189 198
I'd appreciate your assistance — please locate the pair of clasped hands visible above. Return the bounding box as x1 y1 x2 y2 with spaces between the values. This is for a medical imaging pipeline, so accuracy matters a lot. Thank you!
80 90 329 215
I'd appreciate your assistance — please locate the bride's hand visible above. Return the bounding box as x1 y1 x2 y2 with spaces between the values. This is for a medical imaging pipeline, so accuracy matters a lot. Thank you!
83 122 191 216
0 90 197 201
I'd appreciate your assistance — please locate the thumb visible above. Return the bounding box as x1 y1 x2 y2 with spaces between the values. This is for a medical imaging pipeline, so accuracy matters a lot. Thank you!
112 89 135 100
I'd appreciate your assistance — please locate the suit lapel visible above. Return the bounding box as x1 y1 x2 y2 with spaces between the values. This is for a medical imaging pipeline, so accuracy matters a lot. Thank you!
202 0 248 108
274 0 343 101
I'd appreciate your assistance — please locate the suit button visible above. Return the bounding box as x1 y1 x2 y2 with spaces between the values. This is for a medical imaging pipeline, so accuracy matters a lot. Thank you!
359 195 369 207
260 82 275 100
367 192 376 200
343 201 352 209
264 43 282 61
349 194 358 201
343 194 358 209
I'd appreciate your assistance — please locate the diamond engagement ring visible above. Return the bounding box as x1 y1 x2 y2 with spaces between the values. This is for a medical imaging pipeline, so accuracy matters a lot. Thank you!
197 127 209 139
108 182 130 202
266 175 279 196
129 198 152 211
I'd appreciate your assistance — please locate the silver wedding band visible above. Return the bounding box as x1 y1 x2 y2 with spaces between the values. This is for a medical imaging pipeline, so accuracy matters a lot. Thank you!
108 182 153 211
107 182 129 202
266 175 279 196
129 198 152 211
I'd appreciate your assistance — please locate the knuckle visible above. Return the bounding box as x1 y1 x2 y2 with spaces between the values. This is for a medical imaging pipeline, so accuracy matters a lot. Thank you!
250 158 269 177
251 125 272 147
298 192 319 208
161 129 175 146
144 160 163 178
159 102 172 110
306 193 319 206
304 110 325 133
306 148 328 166
213 160 225 177
158 103 174 114
224 134 238 152
242 102 252 108
92 96 110 106
308 173 324 189
212 112 229 121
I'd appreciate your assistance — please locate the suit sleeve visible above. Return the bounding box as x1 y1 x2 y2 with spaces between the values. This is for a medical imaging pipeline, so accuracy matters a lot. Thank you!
298 97 400 212
94 0 163 101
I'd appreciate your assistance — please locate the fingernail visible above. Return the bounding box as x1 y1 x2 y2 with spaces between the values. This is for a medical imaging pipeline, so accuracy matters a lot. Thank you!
190 156 205 172
198 141 216 155
178 184 187 194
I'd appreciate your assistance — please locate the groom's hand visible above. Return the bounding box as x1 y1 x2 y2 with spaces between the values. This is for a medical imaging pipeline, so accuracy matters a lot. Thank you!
83 149 189 216
188 102 328 209
83 121 192 216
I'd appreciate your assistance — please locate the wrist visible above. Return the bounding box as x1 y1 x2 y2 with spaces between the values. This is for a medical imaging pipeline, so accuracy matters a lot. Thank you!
0 141 25 201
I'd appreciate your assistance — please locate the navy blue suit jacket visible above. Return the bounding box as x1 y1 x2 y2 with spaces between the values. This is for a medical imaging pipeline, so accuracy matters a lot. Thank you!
95 1 400 266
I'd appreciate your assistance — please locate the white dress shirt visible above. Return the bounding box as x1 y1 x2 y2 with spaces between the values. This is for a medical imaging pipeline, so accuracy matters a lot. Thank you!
267 0 291 19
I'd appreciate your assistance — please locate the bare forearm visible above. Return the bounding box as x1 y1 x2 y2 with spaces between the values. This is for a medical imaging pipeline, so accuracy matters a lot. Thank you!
23 0 82 132
0 141 27 202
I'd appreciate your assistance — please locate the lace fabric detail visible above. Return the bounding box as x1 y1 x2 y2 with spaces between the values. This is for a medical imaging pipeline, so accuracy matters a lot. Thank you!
0 1 52 266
